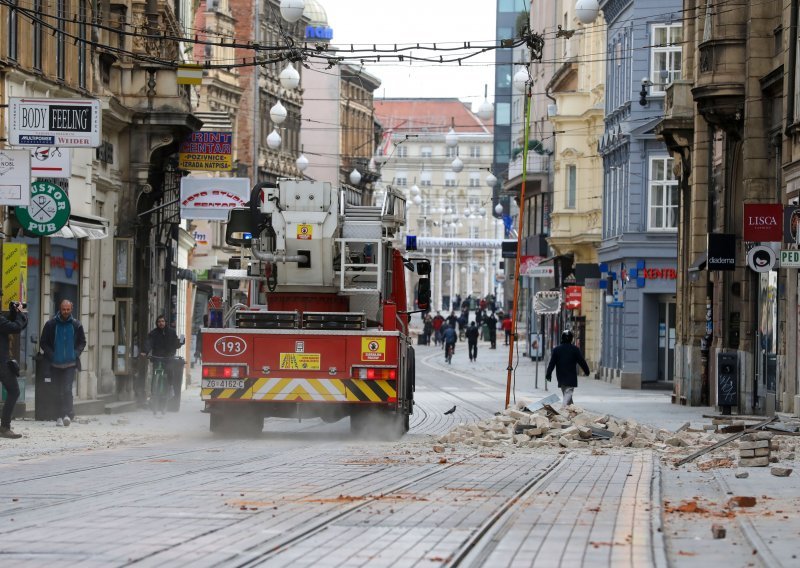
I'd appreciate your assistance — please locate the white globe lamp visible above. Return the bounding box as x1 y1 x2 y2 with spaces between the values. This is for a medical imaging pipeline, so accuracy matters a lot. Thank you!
279 63 300 90
495 203 504 215
478 84 493 121
575 0 600 25
279 0 305 23
513 68 528 94
486 172 497 187
296 153 309 172
269 101 287 125
410 184 420 196
267 129 282 150
349 168 362 185
413 195 422 205
451 156 464 173
445 127 458 148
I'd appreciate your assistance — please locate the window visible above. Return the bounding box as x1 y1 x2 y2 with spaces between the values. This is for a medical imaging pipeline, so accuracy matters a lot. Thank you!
397 145 408 158
648 157 678 230
445 172 457 187
469 172 481 187
57 0 68 80
421 146 432 158
420 171 432 186
651 24 682 93
78 0 87 88
469 146 481 158
566 165 577 209
395 172 407 186
8 0 18 61
496 102 511 125
446 146 459 158
470 225 480 239
33 0 43 70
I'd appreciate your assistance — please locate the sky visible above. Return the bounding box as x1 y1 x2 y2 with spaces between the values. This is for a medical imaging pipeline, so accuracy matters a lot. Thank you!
320 0 497 109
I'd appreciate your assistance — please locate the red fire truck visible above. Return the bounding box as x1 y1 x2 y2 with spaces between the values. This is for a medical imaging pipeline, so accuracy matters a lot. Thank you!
200 180 428 436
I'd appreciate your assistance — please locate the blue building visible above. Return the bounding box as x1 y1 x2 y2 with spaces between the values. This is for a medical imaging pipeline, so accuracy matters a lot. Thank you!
598 0 682 388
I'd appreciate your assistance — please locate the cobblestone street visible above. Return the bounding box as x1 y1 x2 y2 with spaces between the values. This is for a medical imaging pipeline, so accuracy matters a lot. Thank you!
1 342 798 566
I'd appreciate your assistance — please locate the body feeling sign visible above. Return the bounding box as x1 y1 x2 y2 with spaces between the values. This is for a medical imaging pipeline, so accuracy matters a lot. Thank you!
9 98 101 147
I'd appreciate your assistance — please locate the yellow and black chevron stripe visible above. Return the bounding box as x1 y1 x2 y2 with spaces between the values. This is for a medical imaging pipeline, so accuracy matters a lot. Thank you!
202 377 397 403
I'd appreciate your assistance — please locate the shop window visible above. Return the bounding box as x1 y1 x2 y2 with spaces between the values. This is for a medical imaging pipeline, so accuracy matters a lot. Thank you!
114 299 132 374
648 156 679 231
114 238 134 287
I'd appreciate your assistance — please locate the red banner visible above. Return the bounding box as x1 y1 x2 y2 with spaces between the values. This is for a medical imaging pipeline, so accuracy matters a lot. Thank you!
564 286 582 310
743 204 783 242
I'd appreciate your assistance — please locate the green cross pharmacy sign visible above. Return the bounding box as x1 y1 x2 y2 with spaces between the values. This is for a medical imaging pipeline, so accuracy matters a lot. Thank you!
15 181 71 236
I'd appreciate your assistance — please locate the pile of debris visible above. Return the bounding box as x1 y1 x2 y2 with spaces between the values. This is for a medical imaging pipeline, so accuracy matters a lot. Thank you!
437 397 798 467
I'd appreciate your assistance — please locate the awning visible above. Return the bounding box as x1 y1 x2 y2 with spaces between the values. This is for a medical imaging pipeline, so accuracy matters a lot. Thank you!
49 213 110 240
688 252 707 272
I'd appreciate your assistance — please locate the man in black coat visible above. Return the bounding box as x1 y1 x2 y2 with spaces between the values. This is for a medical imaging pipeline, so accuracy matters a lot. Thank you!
0 302 27 438
545 330 590 407
142 315 183 411
464 321 479 362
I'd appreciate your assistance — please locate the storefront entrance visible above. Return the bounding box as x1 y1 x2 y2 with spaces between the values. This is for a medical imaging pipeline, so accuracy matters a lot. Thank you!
657 299 676 382
757 271 778 411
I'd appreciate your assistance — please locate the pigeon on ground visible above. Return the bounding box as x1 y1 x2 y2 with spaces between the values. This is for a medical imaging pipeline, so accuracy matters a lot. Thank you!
444 406 456 415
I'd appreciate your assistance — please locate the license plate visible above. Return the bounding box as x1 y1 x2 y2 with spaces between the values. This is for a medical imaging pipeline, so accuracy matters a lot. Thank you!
202 379 245 389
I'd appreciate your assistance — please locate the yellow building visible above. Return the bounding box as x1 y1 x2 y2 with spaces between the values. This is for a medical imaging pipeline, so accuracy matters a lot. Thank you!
545 8 606 369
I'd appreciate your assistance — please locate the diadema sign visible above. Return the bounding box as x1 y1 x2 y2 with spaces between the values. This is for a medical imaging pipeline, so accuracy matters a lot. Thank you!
180 177 250 221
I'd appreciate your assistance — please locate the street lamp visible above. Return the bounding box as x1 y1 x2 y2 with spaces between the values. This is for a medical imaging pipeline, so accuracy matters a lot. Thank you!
513 68 528 94
267 129 282 150
279 63 300 90
478 84 493 121
296 153 309 172
279 0 305 23
486 172 497 187
451 156 464 173
270 101 287 125
495 203 504 215
349 168 362 185
575 0 600 25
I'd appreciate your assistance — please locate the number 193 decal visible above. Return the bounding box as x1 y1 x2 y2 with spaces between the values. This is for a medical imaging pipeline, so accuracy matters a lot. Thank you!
213 336 247 356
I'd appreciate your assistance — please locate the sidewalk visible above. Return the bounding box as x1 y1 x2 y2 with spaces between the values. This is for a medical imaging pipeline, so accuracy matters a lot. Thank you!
417 337 714 432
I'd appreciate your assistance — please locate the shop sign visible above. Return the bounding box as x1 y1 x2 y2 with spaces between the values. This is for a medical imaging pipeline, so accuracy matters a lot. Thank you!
780 250 800 268
0 149 31 206
743 203 783 242
180 177 250 221
15 181 71 236
707 233 736 271
564 286 582 310
9 97 101 147
746 245 776 273
523 266 554 278
178 131 233 171
305 25 333 40
641 268 677 279
28 146 71 178
519 255 544 275
784 206 800 244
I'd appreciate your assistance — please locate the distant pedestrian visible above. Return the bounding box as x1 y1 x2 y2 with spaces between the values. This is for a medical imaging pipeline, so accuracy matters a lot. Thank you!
0 301 28 439
40 300 86 427
545 330 590 408
432 312 445 346
465 321 479 362
422 314 433 346
486 312 497 349
442 324 457 363
502 316 513 345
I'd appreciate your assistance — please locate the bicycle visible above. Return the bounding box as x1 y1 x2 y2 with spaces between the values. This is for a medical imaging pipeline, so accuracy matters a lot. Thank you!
445 342 455 364
148 356 175 415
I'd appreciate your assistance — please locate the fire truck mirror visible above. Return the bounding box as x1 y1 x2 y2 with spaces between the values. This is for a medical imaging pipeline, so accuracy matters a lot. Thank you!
417 278 431 309
416 260 431 276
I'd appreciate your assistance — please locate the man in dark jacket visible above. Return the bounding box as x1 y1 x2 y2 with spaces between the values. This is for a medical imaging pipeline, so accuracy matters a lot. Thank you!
142 315 183 411
545 330 590 407
442 324 457 362
0 301 27 438
485 312 498 349
40 300 86 427
464 321 479 362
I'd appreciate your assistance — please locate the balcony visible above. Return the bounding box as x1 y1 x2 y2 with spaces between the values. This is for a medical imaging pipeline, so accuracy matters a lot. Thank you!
503 152 551 196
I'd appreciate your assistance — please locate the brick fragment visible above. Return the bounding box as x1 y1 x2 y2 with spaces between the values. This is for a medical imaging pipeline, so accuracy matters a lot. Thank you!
738 457 769 467
734 471 749 479
728 496 757 507
739 440 769 450
770 467 793 477
711 524 727 539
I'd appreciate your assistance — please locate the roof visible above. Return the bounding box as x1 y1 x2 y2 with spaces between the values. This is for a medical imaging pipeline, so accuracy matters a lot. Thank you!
374 98 493 135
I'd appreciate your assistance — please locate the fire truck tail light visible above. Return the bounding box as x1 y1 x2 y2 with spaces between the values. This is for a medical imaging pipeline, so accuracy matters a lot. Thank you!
223 367 232 378
203 365 246 378
354 367 397 380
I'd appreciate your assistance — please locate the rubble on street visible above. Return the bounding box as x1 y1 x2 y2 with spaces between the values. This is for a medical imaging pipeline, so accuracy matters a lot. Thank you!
437 400 799 469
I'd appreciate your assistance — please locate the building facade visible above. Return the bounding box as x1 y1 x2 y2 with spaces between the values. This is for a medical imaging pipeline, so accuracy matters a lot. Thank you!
374 99 496 311
546 4 607 370
657 0 796 415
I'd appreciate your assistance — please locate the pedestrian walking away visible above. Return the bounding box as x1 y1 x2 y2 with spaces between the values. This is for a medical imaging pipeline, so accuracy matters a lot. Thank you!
40 300 86 427
486 311 498 349
545 329 590 408
0 301 28 438
465 321 479 362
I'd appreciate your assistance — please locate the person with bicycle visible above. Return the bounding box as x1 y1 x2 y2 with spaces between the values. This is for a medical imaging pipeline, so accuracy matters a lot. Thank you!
141 315 182 413
442 323 457 364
